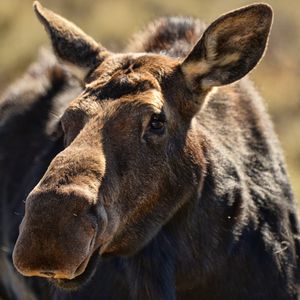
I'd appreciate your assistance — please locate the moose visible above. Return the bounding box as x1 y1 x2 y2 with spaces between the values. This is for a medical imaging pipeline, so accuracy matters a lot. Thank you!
0 1 299 299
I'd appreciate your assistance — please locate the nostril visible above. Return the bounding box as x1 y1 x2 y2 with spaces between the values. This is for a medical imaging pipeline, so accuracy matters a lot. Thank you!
40 271 55 277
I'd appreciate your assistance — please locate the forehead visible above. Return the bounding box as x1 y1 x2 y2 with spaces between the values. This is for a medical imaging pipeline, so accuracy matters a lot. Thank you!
87 53 178 85
67 53 178 113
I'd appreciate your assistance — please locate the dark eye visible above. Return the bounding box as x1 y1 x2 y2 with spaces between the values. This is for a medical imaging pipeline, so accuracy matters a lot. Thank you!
149 113 166 134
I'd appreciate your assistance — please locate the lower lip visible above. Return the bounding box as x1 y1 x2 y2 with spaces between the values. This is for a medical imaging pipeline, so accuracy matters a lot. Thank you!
53 248 100 290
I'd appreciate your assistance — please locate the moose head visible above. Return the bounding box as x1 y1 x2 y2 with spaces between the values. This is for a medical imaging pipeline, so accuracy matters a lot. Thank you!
13 1 272 289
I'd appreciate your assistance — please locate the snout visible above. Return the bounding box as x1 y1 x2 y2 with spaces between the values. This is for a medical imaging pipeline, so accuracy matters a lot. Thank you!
12 190 105 280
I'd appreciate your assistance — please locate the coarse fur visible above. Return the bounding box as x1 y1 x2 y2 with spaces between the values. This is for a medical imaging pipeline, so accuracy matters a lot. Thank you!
0 49 82 299
0 2 299 300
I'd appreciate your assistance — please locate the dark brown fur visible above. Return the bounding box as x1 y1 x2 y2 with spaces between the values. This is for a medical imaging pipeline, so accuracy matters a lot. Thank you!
0 49 82 299
1 2 299 299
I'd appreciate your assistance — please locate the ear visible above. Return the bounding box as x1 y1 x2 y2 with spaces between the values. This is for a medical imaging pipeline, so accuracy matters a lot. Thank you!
181 4 273 92
33 1 109 80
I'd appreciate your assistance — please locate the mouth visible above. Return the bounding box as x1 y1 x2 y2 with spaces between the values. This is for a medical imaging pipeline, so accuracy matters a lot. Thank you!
51 248 100 290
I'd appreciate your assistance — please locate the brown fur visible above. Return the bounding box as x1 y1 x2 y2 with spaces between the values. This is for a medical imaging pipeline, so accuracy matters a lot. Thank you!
8 2 300 300
0 48 82 299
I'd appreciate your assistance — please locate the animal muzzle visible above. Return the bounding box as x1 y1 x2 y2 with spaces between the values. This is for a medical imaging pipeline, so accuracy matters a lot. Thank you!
12 190 103 280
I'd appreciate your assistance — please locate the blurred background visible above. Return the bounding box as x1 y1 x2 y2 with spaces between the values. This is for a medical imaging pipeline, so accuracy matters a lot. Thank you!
0 0 299 201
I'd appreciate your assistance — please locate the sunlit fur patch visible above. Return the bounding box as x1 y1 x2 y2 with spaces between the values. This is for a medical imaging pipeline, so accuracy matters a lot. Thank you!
137 89 164 110
181 61 211 83
182 52 241 90
217 52 241 67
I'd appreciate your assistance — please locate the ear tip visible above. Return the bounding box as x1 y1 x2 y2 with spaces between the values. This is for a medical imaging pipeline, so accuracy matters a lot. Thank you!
33 1 43 18
248 3 273 20
235 3 273 29
33 1 42 12
33 1 50 27
254 3 274 31
256 3 273 16
33 1 49 19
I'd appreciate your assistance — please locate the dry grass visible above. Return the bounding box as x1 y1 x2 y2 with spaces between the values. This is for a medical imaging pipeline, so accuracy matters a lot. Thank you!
0 0 299 200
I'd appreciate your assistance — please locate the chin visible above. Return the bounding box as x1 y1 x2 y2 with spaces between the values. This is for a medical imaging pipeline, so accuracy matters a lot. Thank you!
51 249 100 291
